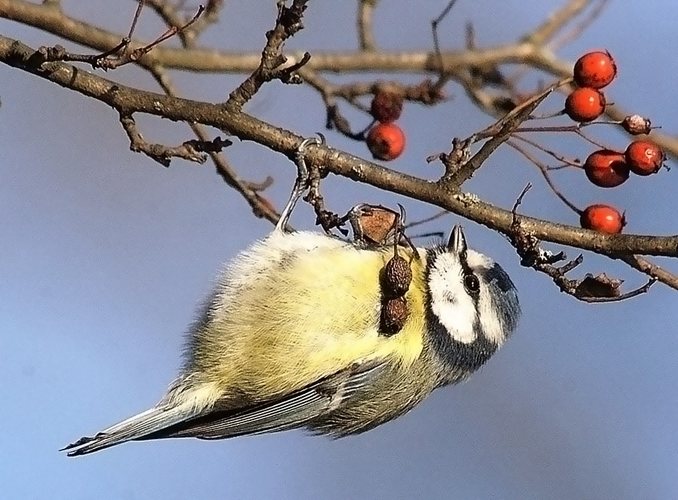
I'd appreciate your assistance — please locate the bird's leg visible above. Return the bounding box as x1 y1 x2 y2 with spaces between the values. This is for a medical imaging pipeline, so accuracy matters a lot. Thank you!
275 135 325 232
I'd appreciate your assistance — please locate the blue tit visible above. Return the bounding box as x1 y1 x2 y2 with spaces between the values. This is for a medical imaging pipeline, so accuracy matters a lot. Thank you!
62 139 520 457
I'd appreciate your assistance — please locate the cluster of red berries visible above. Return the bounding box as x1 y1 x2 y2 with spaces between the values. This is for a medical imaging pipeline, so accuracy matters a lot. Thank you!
580 139 664 234
365 90 406 161
566 51 666 234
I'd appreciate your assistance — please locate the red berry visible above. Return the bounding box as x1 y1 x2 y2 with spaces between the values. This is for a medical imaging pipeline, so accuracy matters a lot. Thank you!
573 51 617 89
584 150 629 188
370 90 404 123
366 122 406 161
565 88 606 122
580 204 626 234
624 140 664 176
621 114 652 135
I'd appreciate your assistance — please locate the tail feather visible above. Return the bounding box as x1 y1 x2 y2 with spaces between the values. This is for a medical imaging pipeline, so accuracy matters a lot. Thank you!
61 403 202 456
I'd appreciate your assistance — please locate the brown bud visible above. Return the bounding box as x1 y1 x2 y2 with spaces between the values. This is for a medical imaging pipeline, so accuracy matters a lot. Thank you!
370 90 404 123
621 115 652 135
382 254 412 298
380 296 409 336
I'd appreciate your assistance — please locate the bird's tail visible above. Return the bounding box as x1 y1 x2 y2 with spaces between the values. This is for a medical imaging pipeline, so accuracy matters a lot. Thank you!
60 377 222 457
61 401 204 456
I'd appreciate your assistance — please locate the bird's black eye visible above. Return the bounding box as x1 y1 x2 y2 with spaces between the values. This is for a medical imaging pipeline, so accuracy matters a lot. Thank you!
464 274 480 294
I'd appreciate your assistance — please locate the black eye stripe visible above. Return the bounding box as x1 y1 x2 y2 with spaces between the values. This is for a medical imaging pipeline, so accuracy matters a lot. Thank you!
457 249 481 297
425 246 481 301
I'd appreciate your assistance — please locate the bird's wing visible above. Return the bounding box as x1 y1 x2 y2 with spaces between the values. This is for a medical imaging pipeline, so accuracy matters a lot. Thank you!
144 359 387 440
62 359 385 456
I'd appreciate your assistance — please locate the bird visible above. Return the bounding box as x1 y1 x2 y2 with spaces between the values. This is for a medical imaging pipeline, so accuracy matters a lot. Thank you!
62 137 520 456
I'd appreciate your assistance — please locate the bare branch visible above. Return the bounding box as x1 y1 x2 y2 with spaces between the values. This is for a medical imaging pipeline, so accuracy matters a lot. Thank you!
1 35 675 261
33 3 204 70
619 255 678 292
147 65 281 224
146 0 225 46
357 0 378 51
120 113 229 167
227 0 310 109
509 185 659 301
441 83 557 186
507 139 581 214
552 0 609 50
4 0 676 161
145 0 194 47
522 0 591 47
0 0 670 162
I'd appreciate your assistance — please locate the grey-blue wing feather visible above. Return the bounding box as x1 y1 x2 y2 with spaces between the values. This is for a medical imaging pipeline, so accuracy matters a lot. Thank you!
146 360 386 440
63 360 386 456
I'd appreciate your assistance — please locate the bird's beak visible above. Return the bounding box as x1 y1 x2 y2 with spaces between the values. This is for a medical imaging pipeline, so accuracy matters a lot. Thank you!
447 225 467 256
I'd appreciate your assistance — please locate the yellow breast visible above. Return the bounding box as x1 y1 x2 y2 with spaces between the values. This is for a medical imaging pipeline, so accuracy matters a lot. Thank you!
198 231 428 401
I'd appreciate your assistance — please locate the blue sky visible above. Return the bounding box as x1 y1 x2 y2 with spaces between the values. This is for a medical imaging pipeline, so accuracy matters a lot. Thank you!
2 1 677 499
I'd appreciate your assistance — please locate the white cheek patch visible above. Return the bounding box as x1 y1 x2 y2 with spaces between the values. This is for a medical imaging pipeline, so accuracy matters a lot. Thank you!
466 250 508 345
428 253 477 344
476 289 504 345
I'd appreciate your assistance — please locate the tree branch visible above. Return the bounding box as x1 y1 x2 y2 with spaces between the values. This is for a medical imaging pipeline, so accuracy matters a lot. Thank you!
1 35 676 262
2 0 675 160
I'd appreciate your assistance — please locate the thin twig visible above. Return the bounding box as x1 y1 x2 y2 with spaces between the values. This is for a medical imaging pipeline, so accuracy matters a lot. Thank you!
576 278 656 303
148 64 280 223
147 0 223 47
507 139 581 214
512 134 583 168
552 0 609 50
428 0 460 95
431 0 459 74
145 0 193 46
119 112 229 167
404 210 450 230
35 3 204 70
509 184 658 301
357 0 378 51
619 255 678 291
441 82 558 186
227 0 310 109
523 0 590 46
